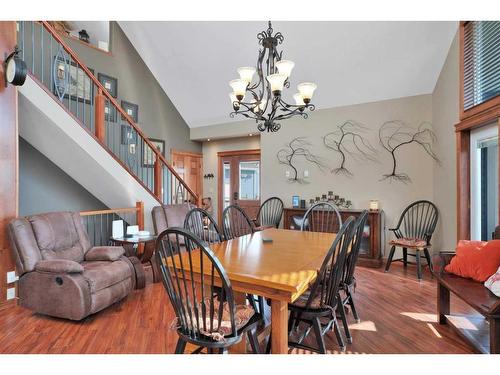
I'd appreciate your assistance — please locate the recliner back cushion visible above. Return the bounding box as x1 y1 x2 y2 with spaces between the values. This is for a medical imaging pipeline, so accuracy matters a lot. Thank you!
28 212 88 262
152 204 191 234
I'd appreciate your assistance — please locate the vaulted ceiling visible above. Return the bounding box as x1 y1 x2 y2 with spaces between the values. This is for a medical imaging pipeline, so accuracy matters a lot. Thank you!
119 21 458 128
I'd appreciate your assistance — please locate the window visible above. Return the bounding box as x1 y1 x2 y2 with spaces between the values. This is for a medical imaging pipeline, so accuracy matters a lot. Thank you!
239 161 260 200
463 21 500 112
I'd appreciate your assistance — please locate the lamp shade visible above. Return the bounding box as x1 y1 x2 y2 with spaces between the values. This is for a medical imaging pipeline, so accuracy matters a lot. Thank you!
237 67 256 84
293 93 305 106
297 82 317 103
266 73 287 95
229 79 248 100
276 60 295 77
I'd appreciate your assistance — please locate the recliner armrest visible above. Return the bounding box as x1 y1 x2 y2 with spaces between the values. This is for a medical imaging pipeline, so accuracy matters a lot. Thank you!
35 259 84 274
85 246 125 261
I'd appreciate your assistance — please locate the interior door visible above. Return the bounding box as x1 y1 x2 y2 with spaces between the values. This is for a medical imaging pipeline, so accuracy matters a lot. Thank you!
171 150 203 200
219 151 261 222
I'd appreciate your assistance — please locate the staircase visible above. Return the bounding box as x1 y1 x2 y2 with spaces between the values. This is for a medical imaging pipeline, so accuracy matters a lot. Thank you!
16 21 198 230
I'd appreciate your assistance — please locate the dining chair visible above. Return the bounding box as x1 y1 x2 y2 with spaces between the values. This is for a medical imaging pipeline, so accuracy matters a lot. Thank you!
287 217 355 353
301 202 343 233
184 207 224 244
337 210 369 344
222 204 255 240
156 227 261 354
254 197 284 229
384 200 438 280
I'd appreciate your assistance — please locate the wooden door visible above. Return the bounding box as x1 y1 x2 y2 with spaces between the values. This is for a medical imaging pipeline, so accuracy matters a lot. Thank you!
171 150 203 201
218 150 261 222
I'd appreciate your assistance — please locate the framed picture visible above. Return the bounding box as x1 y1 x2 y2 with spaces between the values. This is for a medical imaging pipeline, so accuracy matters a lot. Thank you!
53 56 94 103
292 195 300 208
143 138 165 167
98 73 118 98
104 100 117 122
120 124 138 145
121 100 139 123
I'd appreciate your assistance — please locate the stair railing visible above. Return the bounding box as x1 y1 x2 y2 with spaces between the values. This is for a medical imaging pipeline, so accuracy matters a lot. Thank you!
17 21 199 206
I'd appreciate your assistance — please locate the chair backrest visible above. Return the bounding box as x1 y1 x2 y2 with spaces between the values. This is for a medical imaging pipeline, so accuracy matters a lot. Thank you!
184 207 224 244
8 211 91 275
301 202 342 233
156 227 238 341
304 217 355 309
394 200 438 243
152 203 192 235
222 205 255 240
256 197 284 228
342 210 369 286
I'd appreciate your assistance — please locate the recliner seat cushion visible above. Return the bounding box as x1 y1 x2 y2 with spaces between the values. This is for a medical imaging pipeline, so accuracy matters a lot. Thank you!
85 246 125 261
82 260 132 293
28 212 88 262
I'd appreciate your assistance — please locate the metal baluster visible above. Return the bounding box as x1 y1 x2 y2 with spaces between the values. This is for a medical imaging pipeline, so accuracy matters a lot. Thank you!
31 21 35 73
50 32 53 90
76 63 79 119
41 24 44 84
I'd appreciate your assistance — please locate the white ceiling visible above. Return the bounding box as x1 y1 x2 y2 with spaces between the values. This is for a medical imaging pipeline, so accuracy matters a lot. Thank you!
119 21 457 128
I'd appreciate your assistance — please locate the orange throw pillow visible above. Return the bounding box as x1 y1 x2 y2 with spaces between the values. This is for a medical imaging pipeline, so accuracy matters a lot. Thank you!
445 240 500 282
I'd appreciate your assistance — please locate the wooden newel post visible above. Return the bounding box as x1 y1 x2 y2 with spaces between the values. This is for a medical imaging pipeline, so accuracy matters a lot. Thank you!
136 201 144 230
95 88 105 143
154 156 162 200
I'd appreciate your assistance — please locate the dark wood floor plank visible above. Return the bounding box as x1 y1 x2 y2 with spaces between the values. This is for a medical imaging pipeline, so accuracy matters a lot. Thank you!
0 263 477 354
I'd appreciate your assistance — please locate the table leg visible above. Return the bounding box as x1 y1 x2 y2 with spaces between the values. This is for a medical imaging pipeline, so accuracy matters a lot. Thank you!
231 292 248 354
271 299 288 354
490 318 500 354
437 282 450 325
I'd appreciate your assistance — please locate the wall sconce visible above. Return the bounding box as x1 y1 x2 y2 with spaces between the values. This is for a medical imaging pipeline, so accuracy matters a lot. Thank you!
4 46 27 87
204 173 214 179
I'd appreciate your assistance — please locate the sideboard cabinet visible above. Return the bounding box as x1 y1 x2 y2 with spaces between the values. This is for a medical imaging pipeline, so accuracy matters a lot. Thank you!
283 208 385 268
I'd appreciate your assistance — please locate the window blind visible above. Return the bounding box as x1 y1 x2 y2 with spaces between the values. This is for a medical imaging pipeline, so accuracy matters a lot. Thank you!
463 21 500 111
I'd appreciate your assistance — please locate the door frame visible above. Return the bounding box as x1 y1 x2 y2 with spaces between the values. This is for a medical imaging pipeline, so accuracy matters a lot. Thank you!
217 149 261 224
171 148 203 202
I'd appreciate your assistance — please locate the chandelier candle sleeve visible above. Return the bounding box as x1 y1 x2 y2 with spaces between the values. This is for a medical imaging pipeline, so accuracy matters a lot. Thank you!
276 60 295 77
238 67 256 84
267 73 288 95
229 79 248 101
297 83 317 104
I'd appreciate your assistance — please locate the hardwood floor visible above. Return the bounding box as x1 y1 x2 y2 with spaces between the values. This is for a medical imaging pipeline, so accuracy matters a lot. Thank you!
0 263 477 354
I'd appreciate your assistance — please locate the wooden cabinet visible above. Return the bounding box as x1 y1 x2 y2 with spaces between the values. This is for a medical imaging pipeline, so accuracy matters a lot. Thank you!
283 208 384 268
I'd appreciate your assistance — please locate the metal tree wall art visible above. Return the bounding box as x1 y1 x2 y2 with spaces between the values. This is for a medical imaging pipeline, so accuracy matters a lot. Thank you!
277 137 327 183
323 120 378 176
379 120 439 183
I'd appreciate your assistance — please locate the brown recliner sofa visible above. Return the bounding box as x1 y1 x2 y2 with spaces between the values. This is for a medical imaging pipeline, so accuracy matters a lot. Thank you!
8 211 136 321
152 203 193 234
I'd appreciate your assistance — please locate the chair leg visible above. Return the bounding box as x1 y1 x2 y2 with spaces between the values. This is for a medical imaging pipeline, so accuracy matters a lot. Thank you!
423 248 433 274
247 294 258 312
312 317 327 354
218 348 227 354
332 319 346 352
337 300 352 344
175 337 186 354
247 329 260 354
384 245 396 272
258 296 266 315
403 248 408 267
288 311 297 334
265 333 272 354
416 250 422 281
347 288 360 323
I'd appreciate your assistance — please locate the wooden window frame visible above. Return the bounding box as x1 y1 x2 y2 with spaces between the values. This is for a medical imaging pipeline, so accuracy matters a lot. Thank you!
460 21 500 121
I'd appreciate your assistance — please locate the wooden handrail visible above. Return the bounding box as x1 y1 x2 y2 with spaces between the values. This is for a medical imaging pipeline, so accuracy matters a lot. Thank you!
40 21 199 203
79 206 139 216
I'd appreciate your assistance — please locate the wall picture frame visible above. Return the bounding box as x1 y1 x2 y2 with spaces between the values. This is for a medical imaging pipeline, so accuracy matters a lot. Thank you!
143 138 165 167
104 100 117 122
53 56 94 104
121 100 139 123
120 124 138 145
98 72 118 98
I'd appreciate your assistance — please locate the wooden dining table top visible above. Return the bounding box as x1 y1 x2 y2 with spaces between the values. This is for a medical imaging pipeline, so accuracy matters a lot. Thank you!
172 228 336 303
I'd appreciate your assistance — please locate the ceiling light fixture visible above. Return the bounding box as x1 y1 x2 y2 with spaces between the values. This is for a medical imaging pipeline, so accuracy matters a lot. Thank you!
228 21 317 133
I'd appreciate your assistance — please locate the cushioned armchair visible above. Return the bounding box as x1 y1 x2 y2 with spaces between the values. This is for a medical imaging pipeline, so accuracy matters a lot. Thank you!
8 211 136 321
152 203 193 234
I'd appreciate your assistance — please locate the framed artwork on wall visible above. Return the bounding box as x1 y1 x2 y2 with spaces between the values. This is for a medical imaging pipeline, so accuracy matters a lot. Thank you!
104 100 117 122
53 56 94 104
143 138 165 167
97 73 118 98
121 100 139 123
120 124 138 145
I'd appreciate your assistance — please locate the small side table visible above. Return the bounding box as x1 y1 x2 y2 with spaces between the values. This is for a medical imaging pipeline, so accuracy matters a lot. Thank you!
110 235 158 288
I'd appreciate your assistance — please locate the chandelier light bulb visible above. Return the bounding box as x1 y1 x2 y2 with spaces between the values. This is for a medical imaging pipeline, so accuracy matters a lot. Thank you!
293 93 305 106
266 73 287 95
297 82 317 104
276 60 295 78
229 79 248 101
229 92 240 110
237 67 256 84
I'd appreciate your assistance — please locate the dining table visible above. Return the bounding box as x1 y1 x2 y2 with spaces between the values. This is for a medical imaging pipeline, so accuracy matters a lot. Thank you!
171 227 336 354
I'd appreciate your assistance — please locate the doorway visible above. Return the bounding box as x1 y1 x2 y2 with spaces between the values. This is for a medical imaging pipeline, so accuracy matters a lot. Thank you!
218 150 261 223
470 122 499 240
171 149 203 201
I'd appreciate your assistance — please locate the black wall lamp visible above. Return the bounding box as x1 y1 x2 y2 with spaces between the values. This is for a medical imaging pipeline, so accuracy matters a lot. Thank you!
4 46 27 87
204 173 214 179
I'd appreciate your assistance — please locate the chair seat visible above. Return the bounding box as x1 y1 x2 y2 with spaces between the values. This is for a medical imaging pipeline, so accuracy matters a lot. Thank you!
290 290 335 312
389 237 428 249
82 259 132 293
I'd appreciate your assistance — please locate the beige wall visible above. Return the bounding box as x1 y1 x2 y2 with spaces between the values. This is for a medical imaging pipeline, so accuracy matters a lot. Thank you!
432 32 459 251
202 136 261 220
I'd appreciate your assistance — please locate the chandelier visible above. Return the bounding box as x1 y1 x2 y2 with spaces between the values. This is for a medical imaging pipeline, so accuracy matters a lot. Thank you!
228 21 317 133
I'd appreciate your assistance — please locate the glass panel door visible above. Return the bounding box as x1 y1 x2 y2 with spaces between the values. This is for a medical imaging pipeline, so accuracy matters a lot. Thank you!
470 122 499 240
239 161 260 201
